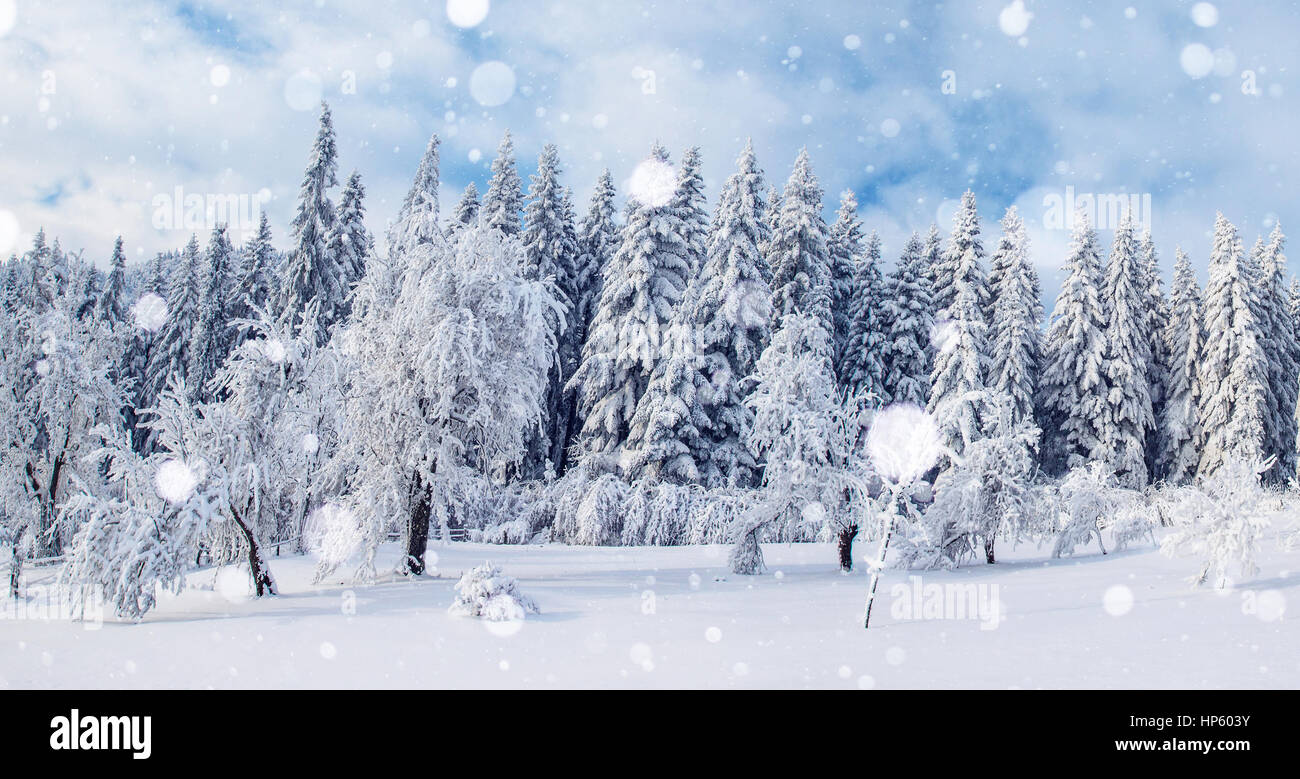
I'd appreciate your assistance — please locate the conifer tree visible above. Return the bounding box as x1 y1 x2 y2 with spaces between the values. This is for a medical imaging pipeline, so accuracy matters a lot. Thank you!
768 149 832 346
880 232 934 407
278 101 342 343
483 130 523 237
986 207 1042 428
568 145 691 463
448 181 481 238
1138 231 1171 481
1198 213 1269 477
1161 247 1203 485
1097 214 1154 487
1038 210 1107 474
841 231 886 400
189 224 238 402
827 190 864 369
95 236 128 326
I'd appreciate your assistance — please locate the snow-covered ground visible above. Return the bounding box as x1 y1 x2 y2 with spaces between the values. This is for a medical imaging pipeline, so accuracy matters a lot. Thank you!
2 536 1296 689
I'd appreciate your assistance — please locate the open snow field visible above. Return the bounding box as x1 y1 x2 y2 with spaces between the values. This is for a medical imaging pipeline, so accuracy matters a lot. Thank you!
2 535 1297 689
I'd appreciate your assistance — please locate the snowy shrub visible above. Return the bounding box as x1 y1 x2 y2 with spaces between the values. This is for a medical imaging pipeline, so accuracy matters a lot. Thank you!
1051 463 1126 558
619 479 656 546
574 473 628 546
1160 457 1276 588
448 562 539 621
688 488 755 545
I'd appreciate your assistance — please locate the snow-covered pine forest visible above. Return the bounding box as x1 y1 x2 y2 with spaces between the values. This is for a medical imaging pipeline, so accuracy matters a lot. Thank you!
3 97 1298 632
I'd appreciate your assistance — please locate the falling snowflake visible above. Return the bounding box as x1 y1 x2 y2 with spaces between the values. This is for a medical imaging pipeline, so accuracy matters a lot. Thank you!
865 404 943 484
626 157 676 208
154 459 198 504
1103 584 1134 616
131 293 168 333
446 0 490 28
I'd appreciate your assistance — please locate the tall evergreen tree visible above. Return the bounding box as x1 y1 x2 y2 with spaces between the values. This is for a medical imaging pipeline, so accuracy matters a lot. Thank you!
95 236 128 325
482 130 523 237
447 181 481 239
520 143 579 477
326 170 372 321
278 101 342 344
841 231 887 400
827 190 864 370
1137 231 1171 481
1160 247 1203 485
145 235 204 421
234 211 277 324
189 224 238 402
922 223 944 307
626 140 772 487
1038 210 1107 474
673 147 710 279
880 232 934 407
1097 213 1154 487
768 149 832 345
927 192 988 458
1256 223 1298 481
573 169 617 343
1198 213 1269 477
986 207 1042 428
388 133 442 254
568 145 692 462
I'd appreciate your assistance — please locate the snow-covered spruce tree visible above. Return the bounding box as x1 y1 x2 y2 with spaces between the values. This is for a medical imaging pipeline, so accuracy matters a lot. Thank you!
278 101 343 345
1137 231 1171 481
447 181 480 239
144 234 203 432
326 170 372 322
1038 210 1107 475
986 206 1042 428
482 130 524 237
387 133 442 259
922 223 944 304
694 140 772 486
880 232 934 407
73 262 101 321
760 184 782 284
1255 224 1299 481
731 313 868 574
1097 213 1154 487
826 190 863 369
335 223 560 577
232 211 277 332
188 223 238 403
568 145 691 464
519 144 579 478
572 169 617 346
673 147 710 279
1197 213 1270 478
841 231 887 400
768 149 833 351
927 192 988 462
95 236 128 326
1160 248 1204 485
627 140 773 488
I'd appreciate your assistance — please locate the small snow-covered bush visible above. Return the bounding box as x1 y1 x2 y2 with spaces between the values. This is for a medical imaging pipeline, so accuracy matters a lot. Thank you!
448 562 540 621
1050 463 1126 558
574 473 628 546
1160 457 1277 588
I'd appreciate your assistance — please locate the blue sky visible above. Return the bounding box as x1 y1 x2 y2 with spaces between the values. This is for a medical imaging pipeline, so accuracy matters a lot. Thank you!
0 0 1296 305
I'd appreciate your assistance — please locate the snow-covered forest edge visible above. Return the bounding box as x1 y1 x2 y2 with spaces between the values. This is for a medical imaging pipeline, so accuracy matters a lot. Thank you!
2 99 1298 648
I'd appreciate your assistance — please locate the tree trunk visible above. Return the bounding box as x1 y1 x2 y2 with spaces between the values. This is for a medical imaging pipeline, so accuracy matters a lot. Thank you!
230 507 276 597
9 542 22 599
984 536 996 565
837 525 859 572
404 478 432 575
